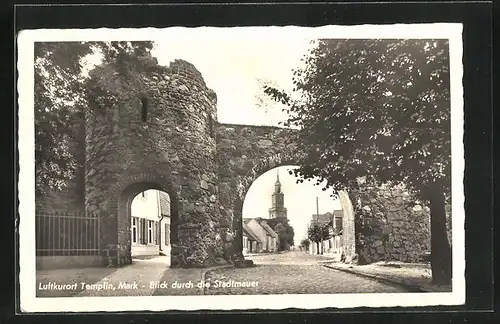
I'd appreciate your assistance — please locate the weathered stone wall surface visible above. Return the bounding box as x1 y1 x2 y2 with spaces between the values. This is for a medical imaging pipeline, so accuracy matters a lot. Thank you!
85 56 223 266
216 123 298 255
216 124 297 220
350 183 431 264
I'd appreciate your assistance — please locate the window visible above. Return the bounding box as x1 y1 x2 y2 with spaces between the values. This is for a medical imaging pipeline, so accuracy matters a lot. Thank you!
140 219 147 245
165 223 170 246
148 220 153 244
141 97 148 122
131 217 138 243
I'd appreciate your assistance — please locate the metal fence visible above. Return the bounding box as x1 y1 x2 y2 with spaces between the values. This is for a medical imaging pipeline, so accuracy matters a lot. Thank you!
35 209 101 256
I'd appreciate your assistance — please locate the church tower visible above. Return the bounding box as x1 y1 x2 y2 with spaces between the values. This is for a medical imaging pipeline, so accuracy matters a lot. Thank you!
268 171 288 219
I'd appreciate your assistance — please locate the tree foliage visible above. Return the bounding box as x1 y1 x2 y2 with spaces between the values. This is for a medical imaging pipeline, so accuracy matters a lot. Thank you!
265 39 452 284
307 222 330 243
34 42 93 197
299 238 310 251
34 41 155 198
267 219 295 250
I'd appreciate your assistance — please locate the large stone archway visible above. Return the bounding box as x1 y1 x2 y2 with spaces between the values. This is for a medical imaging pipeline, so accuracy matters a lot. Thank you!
215 123 303 256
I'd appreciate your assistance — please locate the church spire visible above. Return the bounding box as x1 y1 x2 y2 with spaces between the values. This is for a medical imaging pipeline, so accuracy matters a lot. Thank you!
269 169 287 219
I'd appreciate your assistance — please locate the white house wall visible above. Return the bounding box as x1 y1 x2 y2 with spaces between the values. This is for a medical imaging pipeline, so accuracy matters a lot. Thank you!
131 189 162 221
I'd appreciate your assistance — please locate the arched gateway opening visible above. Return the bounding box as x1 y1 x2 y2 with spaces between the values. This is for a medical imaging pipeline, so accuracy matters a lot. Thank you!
223 147 355 263
236 162 351 260
129 189 173 263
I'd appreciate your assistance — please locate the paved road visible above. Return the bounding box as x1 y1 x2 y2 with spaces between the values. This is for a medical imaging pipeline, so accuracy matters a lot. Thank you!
204 251 407 295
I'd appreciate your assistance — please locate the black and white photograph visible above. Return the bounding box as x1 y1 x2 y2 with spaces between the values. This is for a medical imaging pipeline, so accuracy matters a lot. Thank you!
18 25 465 312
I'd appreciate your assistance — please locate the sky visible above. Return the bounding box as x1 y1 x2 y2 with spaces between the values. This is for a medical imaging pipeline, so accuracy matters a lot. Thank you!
151 31 313 126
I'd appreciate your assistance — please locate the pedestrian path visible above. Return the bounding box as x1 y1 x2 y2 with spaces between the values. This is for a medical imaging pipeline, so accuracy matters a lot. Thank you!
323 261 451 292
77 255 170 297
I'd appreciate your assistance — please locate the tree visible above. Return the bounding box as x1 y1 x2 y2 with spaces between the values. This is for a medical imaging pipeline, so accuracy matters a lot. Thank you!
34 41 155 200
267 219 295 251
307 223 330 255
34 42 94 200
273 223 288 251
265 39 452 285
285 225 295 247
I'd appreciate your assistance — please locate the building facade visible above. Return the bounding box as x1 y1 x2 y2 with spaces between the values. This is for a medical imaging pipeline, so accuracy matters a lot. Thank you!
242 222 263 254
130 190 171 257
244 218 278 253
158 191 172 257
331 209 344 254
307 211 343 255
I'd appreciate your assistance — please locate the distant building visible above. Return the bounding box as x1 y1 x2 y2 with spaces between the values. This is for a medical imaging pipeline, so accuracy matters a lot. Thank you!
308 212 333 254
307 210 343 255
268 171 288 220
242 222 263 254
259 219 279 251
242 171 289 254
130 190 171 258
158 191 172 256
244 218 279 253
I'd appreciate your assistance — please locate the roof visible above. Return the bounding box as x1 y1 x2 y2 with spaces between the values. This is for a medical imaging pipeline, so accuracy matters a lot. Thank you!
258 220 279 238
242 223 263 243
159 191 171 216
243 218 253 225
311 212 333 227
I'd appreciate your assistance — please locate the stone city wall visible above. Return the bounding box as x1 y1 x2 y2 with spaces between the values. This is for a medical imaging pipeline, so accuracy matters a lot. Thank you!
36 55 450 268
350 183 431 264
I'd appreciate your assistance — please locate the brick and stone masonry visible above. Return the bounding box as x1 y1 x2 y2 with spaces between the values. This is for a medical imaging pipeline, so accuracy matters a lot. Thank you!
81 55 301 266
344 184 431 264
38 54 444 267
84 57 221 266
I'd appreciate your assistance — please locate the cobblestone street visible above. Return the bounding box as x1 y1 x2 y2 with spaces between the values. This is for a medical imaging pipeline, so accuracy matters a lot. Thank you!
204 251 407 295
